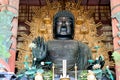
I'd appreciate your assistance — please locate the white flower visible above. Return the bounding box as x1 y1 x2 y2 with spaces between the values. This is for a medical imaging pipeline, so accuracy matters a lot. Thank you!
106 66 109 68
87 70 96 80
35 73 43 80
29 67 31 70
34 58 36 61
29 43 36 49
41 62 45 65
93 64 101 70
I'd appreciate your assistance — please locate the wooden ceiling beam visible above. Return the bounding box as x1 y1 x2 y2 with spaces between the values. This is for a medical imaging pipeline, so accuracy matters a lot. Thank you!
18 22 30 30
19 0 110 6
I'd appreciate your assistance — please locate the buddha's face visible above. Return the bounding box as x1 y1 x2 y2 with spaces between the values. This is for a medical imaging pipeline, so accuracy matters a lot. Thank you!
56 17 71 35
54 16 74 39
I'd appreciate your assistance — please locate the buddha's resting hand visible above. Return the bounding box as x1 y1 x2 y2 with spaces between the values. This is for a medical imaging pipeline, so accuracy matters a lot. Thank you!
32 36 47 61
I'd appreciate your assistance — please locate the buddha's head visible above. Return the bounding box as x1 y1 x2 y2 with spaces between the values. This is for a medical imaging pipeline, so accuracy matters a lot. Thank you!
53 10 74 40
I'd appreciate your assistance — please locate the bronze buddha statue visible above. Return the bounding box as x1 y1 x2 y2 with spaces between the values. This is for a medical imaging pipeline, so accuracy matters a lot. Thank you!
32 10 92 76
17 10 115 80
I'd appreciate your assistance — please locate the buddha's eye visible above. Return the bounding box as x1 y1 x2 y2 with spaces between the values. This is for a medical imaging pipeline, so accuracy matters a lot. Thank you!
57 21 62 25
66 21 70 25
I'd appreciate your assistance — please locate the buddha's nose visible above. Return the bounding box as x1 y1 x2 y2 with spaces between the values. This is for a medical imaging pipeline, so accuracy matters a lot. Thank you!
62 21 66 26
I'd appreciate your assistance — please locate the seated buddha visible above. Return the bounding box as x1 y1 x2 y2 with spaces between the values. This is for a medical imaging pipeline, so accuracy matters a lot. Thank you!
32 10 92 78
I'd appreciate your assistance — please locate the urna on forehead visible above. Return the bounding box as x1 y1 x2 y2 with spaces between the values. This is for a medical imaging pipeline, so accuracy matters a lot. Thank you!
57 17 71 21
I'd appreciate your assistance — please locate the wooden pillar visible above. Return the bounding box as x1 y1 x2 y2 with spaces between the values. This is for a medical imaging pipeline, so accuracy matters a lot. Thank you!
8 0 19 72
0 0 8 4
110 0 120 80
0 0 19 72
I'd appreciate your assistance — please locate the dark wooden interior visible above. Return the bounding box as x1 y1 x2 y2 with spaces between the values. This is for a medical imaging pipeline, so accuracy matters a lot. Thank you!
18 0 111 43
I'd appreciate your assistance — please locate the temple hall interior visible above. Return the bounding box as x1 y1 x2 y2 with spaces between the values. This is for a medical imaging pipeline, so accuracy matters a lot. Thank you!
0 0 120 80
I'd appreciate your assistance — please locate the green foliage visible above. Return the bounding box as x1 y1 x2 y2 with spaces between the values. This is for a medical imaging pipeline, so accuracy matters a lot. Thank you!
94 46 100 50
78 70 88 80
23 55 30 70
112 51 120 61
0 10 16 27
0 45 10 58
112 12 120 25
0 10 15 60
0 36 10 59
43 70 53 80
